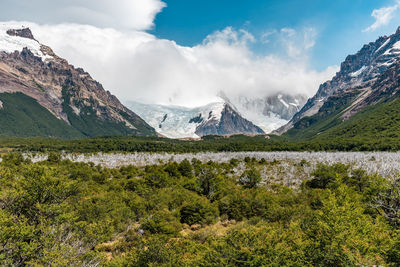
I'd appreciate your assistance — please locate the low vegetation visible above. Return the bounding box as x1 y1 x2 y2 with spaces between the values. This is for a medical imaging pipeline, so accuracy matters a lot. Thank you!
2 133 400 154
1 153 400 266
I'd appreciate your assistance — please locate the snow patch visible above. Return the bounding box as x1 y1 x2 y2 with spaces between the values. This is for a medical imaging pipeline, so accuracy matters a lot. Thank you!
277 94 289 108
0 23 52 61
383 41 400 55
350 66 367 77
237 111 288 134
379 61 394 67
0 100 3 109
393 41 400 50
376 38 391 53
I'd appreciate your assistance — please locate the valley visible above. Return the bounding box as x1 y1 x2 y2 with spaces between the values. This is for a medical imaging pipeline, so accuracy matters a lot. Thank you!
2 2 400 266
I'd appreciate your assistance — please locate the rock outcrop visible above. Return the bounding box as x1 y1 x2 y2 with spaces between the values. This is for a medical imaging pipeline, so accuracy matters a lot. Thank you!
195 103 265 137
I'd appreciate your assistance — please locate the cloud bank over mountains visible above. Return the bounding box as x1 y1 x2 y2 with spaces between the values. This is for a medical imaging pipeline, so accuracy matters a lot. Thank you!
0 0 166 30
0 0 338 107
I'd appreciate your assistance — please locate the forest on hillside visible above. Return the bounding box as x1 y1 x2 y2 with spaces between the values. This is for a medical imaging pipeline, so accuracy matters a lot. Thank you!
1 153 400 266
1 133 400 154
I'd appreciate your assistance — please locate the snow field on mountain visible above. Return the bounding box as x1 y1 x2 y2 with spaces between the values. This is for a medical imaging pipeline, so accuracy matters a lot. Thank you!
0 24 52 61
128 101 225 138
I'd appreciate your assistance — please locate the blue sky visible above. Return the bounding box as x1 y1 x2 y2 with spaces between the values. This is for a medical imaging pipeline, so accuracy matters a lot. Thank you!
151 0 400 70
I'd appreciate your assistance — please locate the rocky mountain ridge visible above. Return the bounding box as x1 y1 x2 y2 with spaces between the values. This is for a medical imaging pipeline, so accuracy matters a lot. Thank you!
0 26 155 137
276 26 400 135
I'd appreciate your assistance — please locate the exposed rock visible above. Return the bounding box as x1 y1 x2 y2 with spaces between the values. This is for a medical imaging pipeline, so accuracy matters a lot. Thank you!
195 103 265 136
276 26 400 135
0 27 156 137
6 28 35 40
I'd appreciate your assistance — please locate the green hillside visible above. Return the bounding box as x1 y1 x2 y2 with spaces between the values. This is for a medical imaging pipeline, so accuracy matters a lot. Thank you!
0 92 156 139
284 90 359 141
283 89 400 150
0 92 83 139
313 96 400 149
61 86 156 137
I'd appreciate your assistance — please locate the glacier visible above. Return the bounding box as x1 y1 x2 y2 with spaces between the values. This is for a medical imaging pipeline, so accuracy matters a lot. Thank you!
127 101 226 139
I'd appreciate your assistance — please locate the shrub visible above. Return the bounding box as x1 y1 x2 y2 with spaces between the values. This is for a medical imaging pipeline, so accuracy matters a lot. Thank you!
178 159 193 177
142 210 181 235
306 163 349 189
180 198 218 226
240 168 262 188
47 152 61 163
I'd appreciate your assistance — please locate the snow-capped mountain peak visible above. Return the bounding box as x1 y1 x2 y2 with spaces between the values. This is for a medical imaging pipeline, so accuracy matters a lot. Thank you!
0 25 53 61
126 101 264 139
276 26 400 135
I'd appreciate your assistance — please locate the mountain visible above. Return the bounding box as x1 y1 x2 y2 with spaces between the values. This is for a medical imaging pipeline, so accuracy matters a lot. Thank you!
127 101 265 139
0 25 156 138
222 93 308 133
277 26 400 140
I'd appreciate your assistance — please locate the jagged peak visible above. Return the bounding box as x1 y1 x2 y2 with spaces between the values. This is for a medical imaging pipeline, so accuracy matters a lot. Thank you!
6 28 35 40
395 26 400 35
0 25 54 61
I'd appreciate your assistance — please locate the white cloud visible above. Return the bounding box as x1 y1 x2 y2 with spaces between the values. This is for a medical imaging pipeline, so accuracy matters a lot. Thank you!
0 0 166 30
1 21 337 108
364 0 400 32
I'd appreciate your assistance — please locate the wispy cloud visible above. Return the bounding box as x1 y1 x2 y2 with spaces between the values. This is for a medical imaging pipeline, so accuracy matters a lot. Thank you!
260 30 277 44
279 27 317 58
0 0 166 30
363 0 400 32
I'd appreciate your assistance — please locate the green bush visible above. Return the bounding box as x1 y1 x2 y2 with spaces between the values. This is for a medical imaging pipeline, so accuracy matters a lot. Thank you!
180 198 218 226
178 159 193 177
306 163 349 189
239 168 262 188
141 210 181 235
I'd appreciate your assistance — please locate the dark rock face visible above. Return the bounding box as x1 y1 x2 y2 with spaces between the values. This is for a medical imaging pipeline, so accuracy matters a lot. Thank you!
189 114 204 124
6 28 35 40
276 26 400 135
0 28 156 137
195 104 265 136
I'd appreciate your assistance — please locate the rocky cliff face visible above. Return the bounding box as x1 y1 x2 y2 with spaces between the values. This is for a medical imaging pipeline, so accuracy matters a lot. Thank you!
276 26 400 135
0 26 155 137
195 103 265 137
